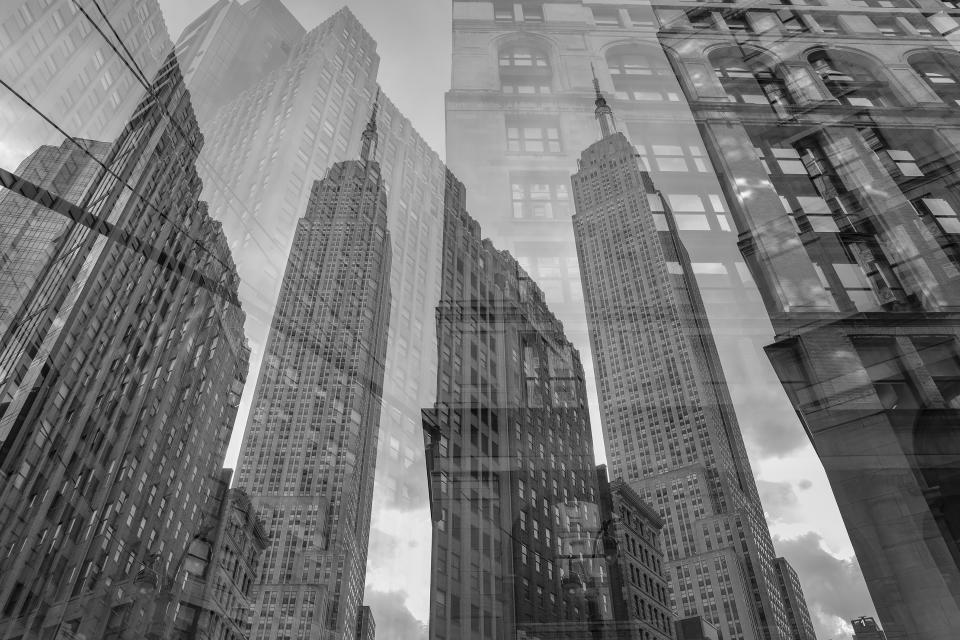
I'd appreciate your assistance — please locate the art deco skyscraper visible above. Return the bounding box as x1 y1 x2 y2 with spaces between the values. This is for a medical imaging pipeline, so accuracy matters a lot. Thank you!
234 106 392 640
0 53 249 640
186 4 445 524
422 170 611 640
571 88 801 640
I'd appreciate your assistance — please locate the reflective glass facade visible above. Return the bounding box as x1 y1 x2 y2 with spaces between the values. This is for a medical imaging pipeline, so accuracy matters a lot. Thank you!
3 1 960 640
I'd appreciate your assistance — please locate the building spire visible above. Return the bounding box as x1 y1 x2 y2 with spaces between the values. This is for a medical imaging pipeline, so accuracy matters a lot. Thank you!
361 88 380 163
591 63 616 139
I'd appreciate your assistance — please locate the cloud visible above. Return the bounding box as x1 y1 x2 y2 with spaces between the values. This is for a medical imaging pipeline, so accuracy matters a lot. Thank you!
746 416 810 459
798 478 813 490
757 480 800 524
363 588 428 640
775 532 877 640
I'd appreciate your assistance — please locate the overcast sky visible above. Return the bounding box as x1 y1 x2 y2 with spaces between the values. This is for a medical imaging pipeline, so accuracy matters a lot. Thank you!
154 3 879 639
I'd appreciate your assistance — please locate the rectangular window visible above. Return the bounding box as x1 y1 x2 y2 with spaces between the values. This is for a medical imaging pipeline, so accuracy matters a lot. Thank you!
510 173 570 218
521 4 543 21
593 8 620 26
506 118 562 153
917 197 960 233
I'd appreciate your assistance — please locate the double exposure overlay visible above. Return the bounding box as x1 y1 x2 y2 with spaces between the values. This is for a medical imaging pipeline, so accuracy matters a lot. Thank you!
1 1 960 640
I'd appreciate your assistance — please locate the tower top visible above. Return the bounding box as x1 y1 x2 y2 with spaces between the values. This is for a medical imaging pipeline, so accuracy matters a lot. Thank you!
361 88 380 163
591 63 616 139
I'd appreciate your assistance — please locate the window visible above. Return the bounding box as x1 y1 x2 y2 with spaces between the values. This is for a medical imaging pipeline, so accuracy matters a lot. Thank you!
834 263 880 311
887 150 923 177
593 8 621 26
632 139 709 173
499 45 552 93
521 4 543 22
666 194 730 231
913 337 960 407
756 145 807 175
711 49 792 107
506 118 561 153
494 2 514 21
628 8 655 28
607 48 678 102
499 47 548 68
870 16 901 36
810 50 899 107
852 337 918 410
911 53 960 105
510 173 571 219
813 14 842 34
915 197 960 233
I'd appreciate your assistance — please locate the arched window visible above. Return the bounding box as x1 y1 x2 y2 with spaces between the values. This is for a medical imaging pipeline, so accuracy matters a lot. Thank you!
709 48 792 107
809 50 900 107
499 44 552 95
605 47 676 102
910 52 960 106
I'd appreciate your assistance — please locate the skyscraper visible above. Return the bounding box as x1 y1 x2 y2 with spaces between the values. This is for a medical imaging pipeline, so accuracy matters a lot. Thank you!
422 170 603 640
570 87 800 640
0 138 110 335
772 558 816 640
0 0 172 168
233 106 392 640
0 53 250 640
445 4 804 527
174 469 269 640
648 1 960 637
596 465 674 640
173 0 305 128
182 2 445 523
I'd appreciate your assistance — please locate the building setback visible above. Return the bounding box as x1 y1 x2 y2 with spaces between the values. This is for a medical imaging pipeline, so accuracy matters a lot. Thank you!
422 170 602 640
570 87 800 640
772 558 815 640
173 469 269 640
233 108 392 640
0 53 250 640
184 3 446 532
596 465 674 640
649 0 960 637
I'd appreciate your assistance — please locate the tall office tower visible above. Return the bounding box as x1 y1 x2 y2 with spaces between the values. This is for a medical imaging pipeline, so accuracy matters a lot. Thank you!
422 170 603 640
571 89 798 640
0 54 250 640
192 4 445 518
647 0 960 637
173 0 305 127
233 108 392 640
0 0 172 167
173 469 268 640
0 138 110 334
446 2 795 477
596 466 674 640
772 558 815 640
851 617 887 640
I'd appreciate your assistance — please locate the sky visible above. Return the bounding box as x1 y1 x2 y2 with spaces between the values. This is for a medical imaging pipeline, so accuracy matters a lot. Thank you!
151 3 879 639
